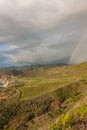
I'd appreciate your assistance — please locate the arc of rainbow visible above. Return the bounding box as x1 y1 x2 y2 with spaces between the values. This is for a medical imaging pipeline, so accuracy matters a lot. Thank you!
69 32 87 64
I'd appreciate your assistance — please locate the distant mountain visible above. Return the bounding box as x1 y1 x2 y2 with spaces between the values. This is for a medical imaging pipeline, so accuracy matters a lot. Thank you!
0 62 68 76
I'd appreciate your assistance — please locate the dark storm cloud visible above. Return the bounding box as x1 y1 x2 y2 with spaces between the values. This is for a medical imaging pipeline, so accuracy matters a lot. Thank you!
0 0 87 66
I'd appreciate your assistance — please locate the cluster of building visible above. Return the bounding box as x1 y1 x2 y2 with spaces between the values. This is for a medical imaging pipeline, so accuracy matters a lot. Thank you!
0 75 14 88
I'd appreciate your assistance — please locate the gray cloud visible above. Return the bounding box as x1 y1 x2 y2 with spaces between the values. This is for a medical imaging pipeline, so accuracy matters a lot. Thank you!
0 0 87 66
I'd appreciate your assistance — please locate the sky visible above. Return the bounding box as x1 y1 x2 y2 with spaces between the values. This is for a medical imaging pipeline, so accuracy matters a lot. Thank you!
0 0 87 67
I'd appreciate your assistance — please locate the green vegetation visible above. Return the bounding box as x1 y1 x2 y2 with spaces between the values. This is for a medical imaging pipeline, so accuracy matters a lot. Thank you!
52 102 87 130
0 62 87 130
18 80 69 100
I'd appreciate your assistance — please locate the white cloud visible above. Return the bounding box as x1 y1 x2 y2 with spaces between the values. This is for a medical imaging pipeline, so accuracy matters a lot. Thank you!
9 45 19 50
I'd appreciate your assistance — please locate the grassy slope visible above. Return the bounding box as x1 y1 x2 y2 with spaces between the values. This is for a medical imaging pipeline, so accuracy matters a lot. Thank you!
0 62 87 130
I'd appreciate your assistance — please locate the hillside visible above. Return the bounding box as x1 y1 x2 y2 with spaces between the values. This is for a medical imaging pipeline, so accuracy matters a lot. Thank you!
0 62 87 130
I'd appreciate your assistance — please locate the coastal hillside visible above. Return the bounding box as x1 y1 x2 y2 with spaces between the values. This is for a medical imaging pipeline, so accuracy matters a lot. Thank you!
0 62 87 130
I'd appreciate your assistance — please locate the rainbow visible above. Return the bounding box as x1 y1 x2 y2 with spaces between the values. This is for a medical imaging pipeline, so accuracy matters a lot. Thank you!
69 33 87 64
